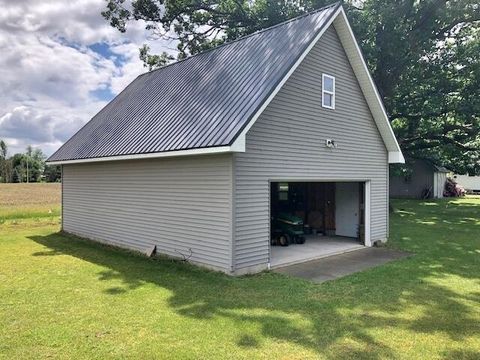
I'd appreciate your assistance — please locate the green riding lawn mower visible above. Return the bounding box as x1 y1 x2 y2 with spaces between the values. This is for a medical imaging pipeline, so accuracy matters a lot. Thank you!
271 213 306 246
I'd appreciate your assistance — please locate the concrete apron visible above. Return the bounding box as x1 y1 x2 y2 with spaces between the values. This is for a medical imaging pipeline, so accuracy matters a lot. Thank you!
273 247 410 283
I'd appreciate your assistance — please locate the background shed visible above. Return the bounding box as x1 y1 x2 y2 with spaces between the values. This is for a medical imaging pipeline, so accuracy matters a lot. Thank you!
390 159 448 199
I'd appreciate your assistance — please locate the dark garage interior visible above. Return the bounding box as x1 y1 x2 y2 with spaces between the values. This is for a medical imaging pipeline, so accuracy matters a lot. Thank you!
270 181 366 267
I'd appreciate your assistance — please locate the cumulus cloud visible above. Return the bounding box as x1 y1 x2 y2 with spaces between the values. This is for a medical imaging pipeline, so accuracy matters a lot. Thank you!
1 107 54 143
0 102 107 155
0 0 176 155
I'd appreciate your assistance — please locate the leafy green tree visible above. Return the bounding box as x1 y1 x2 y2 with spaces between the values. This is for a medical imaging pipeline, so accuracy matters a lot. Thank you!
102 0 480 173
102 0 323 64
0 140 6 159
0 140 8 183
11 153 26 183
44 165 62 183
0 140 14 183
0 141 56 183
24 146 46 182
6 147 46 183
349 0 480 175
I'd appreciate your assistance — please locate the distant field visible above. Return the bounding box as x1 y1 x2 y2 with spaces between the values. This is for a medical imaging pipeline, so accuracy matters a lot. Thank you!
0 183 61 220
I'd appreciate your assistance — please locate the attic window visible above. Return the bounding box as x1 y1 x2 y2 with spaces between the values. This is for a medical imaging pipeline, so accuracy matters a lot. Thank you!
322 74 335 109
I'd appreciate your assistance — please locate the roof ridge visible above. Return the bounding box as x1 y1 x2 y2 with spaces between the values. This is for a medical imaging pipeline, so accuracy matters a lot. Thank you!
138 2 341 77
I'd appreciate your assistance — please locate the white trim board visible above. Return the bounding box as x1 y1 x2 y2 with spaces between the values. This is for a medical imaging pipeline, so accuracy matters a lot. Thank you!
364 180 372 246
47 145 239 165
321 73 336 109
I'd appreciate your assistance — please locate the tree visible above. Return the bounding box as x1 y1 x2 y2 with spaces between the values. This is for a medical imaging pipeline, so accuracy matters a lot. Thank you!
11 153 26 183
0 140 57 183
44 165 62 183
0 140 13 183
32 148 47 181
102 0 480 173
0 140 8 182
0 140 6 159
24 146 46 183
347 0 480 175
4 147 46 183
102 0 322 64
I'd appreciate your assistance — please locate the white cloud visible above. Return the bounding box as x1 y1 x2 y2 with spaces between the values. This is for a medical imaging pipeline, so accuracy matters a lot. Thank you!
109 42 147 94
0 101 108 156
0 0 147 44
0 0 176 155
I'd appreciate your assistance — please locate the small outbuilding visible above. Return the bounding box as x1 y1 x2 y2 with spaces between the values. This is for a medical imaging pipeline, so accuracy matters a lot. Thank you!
47 3 404 275
389 158 449 199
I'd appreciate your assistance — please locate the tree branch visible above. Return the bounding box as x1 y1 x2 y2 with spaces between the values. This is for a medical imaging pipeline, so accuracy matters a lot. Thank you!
412 0 445 32
436 17 480 38
403 135 479 151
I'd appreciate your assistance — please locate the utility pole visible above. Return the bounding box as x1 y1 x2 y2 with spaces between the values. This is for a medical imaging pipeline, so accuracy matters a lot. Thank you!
26 156 29 183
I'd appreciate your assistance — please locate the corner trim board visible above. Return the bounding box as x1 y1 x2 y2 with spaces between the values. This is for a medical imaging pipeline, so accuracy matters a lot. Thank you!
364 180 372 246
388 151 404 163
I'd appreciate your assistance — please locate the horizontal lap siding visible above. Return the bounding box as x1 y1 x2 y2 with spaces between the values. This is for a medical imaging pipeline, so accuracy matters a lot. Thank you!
234 26 388 270
63 155 233 272
390 160 433 199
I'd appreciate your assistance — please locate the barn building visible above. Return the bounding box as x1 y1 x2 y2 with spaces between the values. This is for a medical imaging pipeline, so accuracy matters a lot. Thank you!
48 3 404 274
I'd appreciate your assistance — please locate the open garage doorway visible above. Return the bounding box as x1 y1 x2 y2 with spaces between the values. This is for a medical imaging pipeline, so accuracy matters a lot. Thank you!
269 181 368 268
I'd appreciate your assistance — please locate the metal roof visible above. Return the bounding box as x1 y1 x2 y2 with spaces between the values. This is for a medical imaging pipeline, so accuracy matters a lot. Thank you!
47 3 340 162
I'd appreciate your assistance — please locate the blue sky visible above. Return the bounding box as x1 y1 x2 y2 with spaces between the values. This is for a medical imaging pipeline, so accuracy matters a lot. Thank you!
0 0 175 156
89 42 128 69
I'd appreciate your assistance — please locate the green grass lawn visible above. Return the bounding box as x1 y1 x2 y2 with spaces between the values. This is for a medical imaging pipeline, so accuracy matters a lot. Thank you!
0 196 479 359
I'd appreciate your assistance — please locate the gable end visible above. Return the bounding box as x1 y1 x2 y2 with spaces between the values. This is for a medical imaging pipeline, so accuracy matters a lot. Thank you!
233 7 404 163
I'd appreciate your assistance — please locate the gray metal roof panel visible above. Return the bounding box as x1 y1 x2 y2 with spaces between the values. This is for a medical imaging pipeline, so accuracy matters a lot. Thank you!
48 3 339 162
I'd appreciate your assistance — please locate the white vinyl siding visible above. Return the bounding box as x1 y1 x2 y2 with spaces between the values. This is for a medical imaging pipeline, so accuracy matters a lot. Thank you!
62 154 234 272
433 172 447 198
233 25 389 272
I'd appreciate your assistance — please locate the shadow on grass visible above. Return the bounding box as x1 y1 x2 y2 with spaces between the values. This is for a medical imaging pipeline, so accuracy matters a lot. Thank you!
25 196 480 358
442 349 480 360
392 198 480 228
29 220 480 359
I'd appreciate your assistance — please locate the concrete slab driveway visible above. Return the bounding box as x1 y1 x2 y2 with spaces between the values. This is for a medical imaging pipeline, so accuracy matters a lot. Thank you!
273 247 410 283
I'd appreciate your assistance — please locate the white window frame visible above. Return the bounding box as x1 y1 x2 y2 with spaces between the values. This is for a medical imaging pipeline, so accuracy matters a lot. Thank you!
322 74 335 109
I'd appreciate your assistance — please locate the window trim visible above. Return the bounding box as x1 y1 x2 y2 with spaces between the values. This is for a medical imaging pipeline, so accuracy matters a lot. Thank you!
322 74 335 109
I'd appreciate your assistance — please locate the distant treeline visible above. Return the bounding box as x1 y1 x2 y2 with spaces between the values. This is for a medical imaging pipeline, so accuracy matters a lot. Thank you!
0 140 61 183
